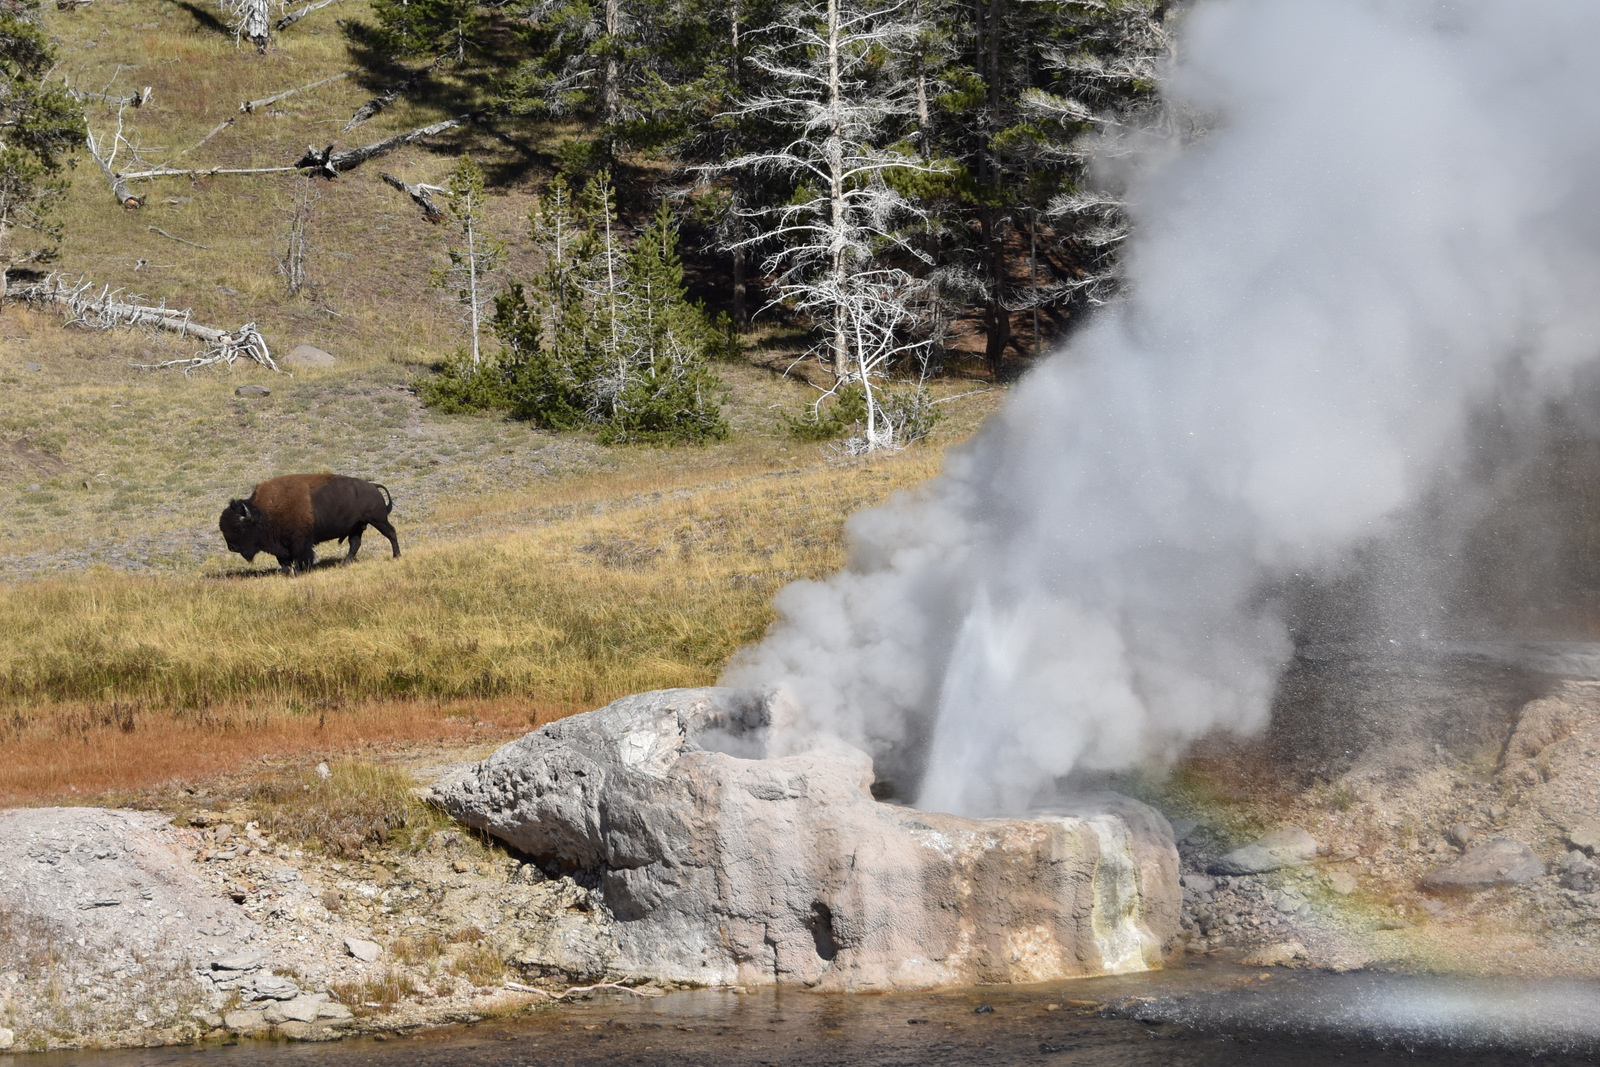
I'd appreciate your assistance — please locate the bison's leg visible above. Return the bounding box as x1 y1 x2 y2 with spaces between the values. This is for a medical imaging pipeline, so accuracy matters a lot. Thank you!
289 540 316 575
344 524 366 564
373 517 401 559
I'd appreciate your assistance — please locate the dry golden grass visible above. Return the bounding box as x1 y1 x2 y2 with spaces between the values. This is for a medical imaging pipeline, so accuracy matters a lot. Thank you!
0 447 951 802
0 0 1008 808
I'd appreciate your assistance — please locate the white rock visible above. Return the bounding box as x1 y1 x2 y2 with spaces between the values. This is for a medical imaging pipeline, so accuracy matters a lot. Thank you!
0 1026 13 1050
344 937 381 962
435 687 1180 990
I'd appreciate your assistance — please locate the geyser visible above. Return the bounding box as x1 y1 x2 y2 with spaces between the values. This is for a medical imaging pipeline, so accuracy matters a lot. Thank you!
723 0 1600 817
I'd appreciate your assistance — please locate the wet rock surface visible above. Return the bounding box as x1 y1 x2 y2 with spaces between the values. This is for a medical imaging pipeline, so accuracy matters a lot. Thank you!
1159 650 1600 977
435 687 1181 990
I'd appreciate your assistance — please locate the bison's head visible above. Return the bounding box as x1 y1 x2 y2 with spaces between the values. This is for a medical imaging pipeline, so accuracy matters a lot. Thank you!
219 498 264 561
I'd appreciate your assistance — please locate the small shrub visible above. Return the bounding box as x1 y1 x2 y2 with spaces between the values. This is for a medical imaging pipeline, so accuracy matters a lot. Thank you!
783 383 867 441
878 385 942 444
415 350 511 415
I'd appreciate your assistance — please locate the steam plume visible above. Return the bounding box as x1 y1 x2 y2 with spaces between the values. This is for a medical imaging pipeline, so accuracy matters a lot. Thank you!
723 0 1600 816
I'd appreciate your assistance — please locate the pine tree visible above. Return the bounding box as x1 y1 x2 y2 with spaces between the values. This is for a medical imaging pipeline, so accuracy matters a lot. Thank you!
0 0 84 302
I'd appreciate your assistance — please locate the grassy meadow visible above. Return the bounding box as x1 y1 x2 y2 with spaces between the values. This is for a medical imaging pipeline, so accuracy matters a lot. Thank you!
0 0 1006 804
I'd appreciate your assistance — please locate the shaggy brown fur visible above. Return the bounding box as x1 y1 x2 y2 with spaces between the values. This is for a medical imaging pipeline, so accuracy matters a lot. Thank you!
219 474 399 574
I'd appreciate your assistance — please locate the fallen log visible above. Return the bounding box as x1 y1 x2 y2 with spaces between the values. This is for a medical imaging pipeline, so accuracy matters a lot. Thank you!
296 111 478 178
240 71 350 114
275 0 341 30
342 58 441 132
13 274 279 374
380 172 445 223
119 164 300 182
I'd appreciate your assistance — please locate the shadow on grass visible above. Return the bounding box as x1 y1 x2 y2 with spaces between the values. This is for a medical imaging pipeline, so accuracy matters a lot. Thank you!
168 0 231 36
212 557 364 579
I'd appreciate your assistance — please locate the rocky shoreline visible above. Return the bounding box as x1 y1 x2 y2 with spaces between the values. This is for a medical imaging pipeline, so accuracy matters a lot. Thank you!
9 657 1600 1053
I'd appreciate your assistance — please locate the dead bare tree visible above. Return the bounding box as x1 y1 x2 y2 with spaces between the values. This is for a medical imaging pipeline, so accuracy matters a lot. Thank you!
15 274 279 373
295 111 478 177
224 0 271 51
276 175 317 294
380 172 444 223
240 71 350 114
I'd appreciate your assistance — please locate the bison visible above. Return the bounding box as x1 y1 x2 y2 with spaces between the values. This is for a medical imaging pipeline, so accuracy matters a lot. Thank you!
219 474 400 574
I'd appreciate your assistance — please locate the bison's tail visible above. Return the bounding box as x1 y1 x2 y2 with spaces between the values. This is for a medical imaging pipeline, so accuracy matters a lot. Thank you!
374 483 393 514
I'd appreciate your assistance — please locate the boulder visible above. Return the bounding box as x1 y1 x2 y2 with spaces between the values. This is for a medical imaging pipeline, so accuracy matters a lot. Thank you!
1210 829 1319 875
1421 838 1544 891
234 384 271 398
1562 816 1600 855
434 687 1180 991
283 344 336 369
343 937 381 962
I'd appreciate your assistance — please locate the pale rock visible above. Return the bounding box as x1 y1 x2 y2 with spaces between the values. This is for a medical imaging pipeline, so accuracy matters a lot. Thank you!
316 1002 354 1020
1211 829 1319 875
344 937 381 962
278 993 327 1022
234 384 271 398
435 687 1180 990
245 974 300 1001
0 1027 13 1050
1179 873 1216 893
223 1009 267 1033
210 952 263 972
278 1021 316 1040
1240 941 1306 967
1326 870 1358 895
283 344 336 368
1563 816 1600 855
1421 838 1544 891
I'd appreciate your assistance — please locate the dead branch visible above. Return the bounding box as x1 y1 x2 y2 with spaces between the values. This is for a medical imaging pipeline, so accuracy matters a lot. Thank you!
275 0 341 30
84 99 145 207
240 71 350 114
164 118 235 165
380 172 444 223
86 134 140 207
66 84 150 108
147 226 211 250
55 0 94 9
296 111 478 178
503 980 663 1000
343 58 442 132
14 273 278 374
119 164 300 181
